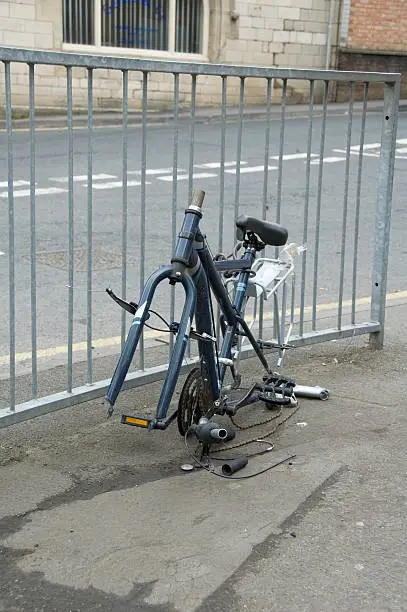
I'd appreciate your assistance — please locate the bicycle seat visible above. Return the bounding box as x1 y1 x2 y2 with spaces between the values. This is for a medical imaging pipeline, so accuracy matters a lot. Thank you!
236 215 288 246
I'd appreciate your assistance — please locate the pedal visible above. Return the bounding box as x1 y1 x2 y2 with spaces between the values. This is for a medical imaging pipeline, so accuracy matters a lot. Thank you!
121 415 151 428
263 373 296 388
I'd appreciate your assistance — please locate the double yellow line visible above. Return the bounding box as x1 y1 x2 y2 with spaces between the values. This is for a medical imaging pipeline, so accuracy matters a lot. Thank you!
0 290 406 367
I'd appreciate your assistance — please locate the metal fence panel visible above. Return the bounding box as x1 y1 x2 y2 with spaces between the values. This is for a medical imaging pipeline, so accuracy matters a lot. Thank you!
0 47 400 426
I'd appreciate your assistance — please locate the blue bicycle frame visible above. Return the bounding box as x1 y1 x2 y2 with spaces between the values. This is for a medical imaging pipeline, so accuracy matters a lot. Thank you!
106 190 273 430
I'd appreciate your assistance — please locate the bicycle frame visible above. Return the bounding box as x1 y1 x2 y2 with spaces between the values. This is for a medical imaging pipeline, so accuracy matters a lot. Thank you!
106 190 273 430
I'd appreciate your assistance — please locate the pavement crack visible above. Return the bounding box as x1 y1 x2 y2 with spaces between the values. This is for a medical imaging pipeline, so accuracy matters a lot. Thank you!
196 465 349 612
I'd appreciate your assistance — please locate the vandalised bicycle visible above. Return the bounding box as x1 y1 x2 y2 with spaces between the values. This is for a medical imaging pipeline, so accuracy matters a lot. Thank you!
105 189 326 473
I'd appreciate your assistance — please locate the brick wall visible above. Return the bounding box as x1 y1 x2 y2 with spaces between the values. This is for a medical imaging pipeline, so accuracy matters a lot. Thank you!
0 0 339 110
347 0 407 53
336 0 407 101
337 50 407 101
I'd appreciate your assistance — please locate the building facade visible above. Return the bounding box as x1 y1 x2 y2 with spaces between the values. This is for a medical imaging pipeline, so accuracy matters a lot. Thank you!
338 0 407 99
0 0 342 110
3 0 403 111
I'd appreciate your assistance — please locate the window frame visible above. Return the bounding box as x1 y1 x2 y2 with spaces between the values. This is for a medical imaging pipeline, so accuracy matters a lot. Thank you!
62 0 210 61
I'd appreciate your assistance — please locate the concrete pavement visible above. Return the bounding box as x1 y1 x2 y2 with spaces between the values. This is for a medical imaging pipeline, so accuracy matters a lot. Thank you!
1 295 406 611
2 99 407 131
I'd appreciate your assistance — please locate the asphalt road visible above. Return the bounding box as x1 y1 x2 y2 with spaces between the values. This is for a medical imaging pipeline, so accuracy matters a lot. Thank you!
0 109 406 388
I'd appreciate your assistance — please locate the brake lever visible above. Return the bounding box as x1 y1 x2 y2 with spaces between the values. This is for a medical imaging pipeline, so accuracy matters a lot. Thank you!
106 288 138 315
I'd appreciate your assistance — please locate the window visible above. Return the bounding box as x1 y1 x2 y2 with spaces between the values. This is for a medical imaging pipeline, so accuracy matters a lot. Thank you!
63 0 205 56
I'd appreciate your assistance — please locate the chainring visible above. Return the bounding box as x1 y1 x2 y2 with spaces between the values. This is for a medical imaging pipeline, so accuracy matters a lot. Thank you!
177 367 204 436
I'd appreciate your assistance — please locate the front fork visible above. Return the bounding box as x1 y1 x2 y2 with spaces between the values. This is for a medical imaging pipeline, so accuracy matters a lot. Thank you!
105 265 197 425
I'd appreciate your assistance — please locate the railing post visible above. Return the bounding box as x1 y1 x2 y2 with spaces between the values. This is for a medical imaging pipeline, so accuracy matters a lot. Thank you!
369 80 400 349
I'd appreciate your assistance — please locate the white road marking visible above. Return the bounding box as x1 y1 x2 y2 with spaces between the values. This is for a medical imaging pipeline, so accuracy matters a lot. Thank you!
226 165 278 174
127 168 184 175
310 156 346 165
350 143 380 151
157 172 217 182
270 153 318 160
0 187 68 198
396 138 407 145
50 174 117 182
89 180 149 189
396 147 407 154
332 149 379 158
0 180 31 188
0 251 5 256
194 161 247 169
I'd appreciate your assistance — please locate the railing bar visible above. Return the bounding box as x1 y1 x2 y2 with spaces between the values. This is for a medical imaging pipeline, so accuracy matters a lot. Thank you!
280 281 287 355
276 78 287 228
139 71 148 369
5 62 15 411
338 82 355 330
218 75 227 254
86 68 93 384
186 73 197 360
312 80 329 331
188 74 197 204
67 66 74 393
259 77 273 341
170 72 180 355
0 48 401 82
300 79 314 336
262 78 273 221
121 70 129 350
369 81 400 348
234 77 245 224
28 63 38 398
352 82 369 324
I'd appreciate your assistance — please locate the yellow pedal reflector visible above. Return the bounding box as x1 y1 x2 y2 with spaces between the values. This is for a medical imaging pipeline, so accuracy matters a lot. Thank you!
121 415 150 428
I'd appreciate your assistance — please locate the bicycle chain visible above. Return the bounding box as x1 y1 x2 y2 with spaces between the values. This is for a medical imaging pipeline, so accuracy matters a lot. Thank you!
211 401 300 453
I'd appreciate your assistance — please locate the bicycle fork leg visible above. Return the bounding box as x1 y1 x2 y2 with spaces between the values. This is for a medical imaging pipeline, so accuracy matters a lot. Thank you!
155 275 196 421
106 266 196 414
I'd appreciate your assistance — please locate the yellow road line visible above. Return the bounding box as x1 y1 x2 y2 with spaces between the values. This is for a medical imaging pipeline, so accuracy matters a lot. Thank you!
0 290 406 367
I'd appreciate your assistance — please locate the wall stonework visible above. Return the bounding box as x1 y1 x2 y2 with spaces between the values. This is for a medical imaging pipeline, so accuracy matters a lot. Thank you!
0 0 339 110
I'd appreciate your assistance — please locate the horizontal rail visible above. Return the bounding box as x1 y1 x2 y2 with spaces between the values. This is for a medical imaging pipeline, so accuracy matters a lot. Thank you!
0 322 380 428
0 47 401 83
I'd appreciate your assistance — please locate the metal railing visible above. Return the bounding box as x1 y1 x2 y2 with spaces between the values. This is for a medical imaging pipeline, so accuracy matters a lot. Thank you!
0 47 400 426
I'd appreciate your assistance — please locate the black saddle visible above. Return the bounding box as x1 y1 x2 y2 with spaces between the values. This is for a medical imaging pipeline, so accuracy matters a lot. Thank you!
236 215 288 247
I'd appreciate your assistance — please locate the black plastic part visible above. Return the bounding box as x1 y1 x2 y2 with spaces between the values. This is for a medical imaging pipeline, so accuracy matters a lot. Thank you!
191 421 236 443
213 259 252 272
151 409 179 430
106 288 137 315
236 215 288 246
221 456 248 475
